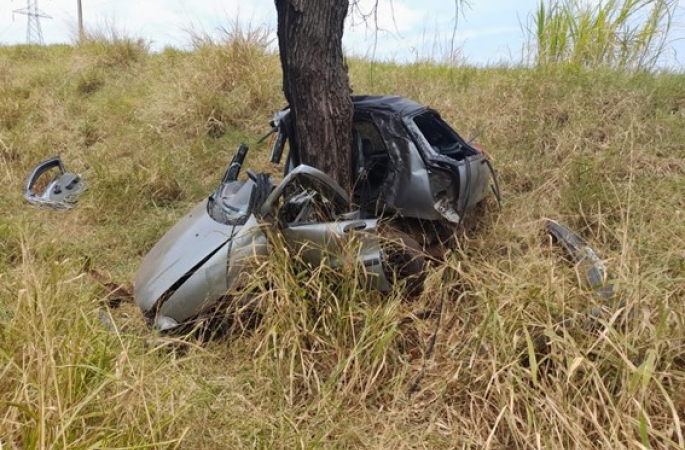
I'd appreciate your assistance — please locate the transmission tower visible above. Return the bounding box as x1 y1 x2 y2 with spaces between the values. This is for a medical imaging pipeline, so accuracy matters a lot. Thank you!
13 0 52 45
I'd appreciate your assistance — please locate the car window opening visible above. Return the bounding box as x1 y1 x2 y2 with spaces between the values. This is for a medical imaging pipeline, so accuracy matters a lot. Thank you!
412 112 475 161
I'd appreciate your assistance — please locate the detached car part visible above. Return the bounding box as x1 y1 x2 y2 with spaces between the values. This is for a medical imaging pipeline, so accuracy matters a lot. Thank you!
135 96 499 331
24 156 86 209
545 220 615 299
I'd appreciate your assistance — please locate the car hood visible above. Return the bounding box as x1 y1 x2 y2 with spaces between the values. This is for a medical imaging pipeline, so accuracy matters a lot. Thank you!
133 200 238 315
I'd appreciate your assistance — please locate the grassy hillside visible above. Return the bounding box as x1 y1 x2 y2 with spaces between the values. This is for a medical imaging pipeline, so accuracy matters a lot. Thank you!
1 35 684 449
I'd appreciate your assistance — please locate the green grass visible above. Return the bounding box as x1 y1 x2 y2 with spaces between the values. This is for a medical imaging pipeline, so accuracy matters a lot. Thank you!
528 0 676 70
1 29 685 448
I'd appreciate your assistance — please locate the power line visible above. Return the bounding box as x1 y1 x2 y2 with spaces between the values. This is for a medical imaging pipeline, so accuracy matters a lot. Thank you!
13 0 52 45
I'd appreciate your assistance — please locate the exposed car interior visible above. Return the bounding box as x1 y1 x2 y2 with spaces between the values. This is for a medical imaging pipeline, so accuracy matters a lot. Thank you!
411 111 476 161
352 120 390 213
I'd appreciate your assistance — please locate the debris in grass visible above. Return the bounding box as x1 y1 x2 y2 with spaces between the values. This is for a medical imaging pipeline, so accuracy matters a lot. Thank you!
544 219 633 333
545 219 615 299
24 156 86 209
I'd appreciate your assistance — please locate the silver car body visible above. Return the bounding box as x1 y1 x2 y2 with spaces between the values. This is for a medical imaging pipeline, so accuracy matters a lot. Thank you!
135 166 390 330
134 96 497 330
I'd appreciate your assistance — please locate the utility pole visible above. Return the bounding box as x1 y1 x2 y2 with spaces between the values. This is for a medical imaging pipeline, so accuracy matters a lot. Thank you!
13 0 52 45
77 0 84 43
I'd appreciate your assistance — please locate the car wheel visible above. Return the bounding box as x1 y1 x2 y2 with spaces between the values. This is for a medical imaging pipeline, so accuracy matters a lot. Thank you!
379 227 426 297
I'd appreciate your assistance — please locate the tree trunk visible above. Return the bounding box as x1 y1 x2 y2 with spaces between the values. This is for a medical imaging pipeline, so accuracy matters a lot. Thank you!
275 0 353 193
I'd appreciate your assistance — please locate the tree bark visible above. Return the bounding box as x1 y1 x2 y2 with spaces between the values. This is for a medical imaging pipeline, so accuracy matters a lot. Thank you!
275 0 353 193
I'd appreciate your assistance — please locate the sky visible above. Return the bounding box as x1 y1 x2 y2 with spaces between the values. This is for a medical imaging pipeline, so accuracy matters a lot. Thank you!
1 0 684 68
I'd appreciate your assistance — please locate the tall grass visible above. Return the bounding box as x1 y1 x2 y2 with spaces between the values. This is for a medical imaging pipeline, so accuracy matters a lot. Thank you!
180 23 281 138
1 18 685 447
240 230 417 405
0 247 191 448
75 23 150 69
529 0 676 70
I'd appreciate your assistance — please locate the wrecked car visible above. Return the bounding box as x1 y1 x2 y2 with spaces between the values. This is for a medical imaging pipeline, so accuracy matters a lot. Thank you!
134 95 499 331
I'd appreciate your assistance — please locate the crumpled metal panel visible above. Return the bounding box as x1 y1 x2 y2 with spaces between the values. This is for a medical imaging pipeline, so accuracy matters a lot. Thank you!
133 200 237 315
280 219 391 292
369 112 444 220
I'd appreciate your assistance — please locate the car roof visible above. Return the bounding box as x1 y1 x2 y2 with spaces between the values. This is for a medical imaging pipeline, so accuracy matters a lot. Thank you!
351 95 427 117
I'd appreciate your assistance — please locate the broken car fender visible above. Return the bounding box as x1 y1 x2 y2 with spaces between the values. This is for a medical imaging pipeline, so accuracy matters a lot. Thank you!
133 200 237 323
225 214 269 292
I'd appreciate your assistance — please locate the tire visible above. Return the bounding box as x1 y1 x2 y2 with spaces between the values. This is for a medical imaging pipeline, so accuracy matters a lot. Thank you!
379 227 426 297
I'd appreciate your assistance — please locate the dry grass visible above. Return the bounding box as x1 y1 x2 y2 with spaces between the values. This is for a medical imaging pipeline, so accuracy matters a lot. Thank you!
1 27 684 449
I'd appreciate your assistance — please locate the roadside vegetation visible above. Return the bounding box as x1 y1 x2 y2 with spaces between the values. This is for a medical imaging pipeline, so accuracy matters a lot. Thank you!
529 0 676 70
1 9 684 448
